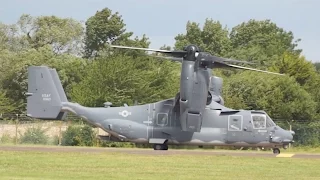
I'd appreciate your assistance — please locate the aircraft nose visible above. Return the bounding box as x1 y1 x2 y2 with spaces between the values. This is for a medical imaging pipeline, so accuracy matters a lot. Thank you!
290 130 295 135
286 130 295 143
270 127 295 144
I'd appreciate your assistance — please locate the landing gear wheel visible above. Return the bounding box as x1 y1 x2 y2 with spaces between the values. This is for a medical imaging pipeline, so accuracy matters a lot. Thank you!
273 148 280 154
153 144 168 150
153 144 162 150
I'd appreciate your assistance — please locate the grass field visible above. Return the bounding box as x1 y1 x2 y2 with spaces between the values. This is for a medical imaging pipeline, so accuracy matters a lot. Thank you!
0 147 320 180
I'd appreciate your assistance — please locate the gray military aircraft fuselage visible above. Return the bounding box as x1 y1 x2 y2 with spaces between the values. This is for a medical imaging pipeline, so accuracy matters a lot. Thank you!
26 66 294 154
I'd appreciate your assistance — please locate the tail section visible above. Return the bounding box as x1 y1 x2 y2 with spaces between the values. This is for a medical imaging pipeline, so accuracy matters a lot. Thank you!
26 66 68 120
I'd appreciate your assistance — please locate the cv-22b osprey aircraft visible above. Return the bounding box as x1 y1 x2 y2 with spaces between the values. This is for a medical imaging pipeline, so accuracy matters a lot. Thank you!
26 44 295 154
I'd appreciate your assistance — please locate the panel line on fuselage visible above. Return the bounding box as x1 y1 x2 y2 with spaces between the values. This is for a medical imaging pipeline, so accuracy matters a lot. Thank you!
152 103 155 138
147 104 150 139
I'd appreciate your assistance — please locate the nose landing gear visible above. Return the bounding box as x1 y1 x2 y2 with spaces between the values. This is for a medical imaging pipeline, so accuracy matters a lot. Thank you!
153 144 168 150
272 148 280 154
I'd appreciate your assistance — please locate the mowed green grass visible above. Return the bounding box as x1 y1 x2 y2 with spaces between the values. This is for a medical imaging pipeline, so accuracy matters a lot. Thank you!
0 149 320 180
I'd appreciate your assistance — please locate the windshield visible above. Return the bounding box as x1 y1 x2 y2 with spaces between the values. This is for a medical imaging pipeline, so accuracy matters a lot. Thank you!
251 111 276 128
266 114 276 127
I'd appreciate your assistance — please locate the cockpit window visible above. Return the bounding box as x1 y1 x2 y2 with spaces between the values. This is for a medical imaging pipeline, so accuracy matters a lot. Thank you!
251 114 266 129
266 114 276 127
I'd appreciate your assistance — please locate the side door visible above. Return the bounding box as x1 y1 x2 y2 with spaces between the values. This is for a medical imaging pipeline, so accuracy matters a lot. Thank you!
249 113 269 143
226 115 243 143
151 103 172 139
243 113 269 144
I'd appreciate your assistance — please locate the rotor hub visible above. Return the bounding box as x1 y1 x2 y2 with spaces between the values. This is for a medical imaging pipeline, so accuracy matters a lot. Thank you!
183 45 199 61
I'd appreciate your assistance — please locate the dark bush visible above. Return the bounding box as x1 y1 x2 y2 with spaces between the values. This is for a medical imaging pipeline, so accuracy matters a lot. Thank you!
20 126 49 145
98 141 135 148
61 124 96 146
61 125 80 146
79 125 96 146
293 122 320 147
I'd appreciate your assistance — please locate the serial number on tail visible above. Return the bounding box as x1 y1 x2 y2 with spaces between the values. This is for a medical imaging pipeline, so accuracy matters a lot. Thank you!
42 94 51 101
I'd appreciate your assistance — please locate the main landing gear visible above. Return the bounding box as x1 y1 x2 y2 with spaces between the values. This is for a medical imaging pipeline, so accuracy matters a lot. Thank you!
153 144 168 150
272 148 280 154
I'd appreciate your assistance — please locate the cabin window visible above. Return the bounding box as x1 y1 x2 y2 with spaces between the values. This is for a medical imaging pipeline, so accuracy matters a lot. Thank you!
157 113 168 126
228 115 243 131
251 114 266 129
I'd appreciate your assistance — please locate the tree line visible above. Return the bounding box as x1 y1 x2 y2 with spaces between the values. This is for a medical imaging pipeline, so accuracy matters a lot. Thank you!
1 7 319 126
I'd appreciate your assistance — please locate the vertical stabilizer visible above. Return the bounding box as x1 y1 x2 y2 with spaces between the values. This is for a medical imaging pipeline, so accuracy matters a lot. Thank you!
49 68 68 119
26 66 68 120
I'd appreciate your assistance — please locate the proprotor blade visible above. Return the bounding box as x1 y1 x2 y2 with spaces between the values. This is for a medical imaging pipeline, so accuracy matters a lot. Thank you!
209 55 255 64
109 45 187 57
110 45 172 53
224 63 285 76
147 55 183 62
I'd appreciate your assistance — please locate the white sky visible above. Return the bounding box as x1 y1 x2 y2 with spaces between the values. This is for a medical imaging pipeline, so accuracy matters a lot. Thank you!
0 0 319 62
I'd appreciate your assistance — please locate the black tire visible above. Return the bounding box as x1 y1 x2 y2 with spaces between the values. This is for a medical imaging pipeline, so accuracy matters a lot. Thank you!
153 144 162 150
153 144 168 150
273 148 280 154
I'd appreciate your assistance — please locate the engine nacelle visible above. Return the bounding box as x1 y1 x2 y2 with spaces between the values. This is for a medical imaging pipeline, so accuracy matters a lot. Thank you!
209 76 223 96
209 76 224 105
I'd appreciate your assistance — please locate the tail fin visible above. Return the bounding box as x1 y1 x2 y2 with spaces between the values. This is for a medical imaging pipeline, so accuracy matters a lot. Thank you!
26 66 68 120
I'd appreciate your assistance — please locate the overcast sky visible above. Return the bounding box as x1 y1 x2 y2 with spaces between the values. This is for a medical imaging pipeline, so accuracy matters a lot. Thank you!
0 0 319 62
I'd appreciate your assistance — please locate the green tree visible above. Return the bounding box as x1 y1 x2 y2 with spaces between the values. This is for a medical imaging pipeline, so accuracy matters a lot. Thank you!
270 52 317 86
0 90 15 114
0 22 28 52
0 45 87 112
84 8 130 57
160 44 172 51
230 19 301 54
303 74 320 118
17 14 84 55
224 71 316 121
314 62 320 72
174 19 231 56
84 8 150 58
228 19 301 65
71 54 179 107
0 23 7 50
